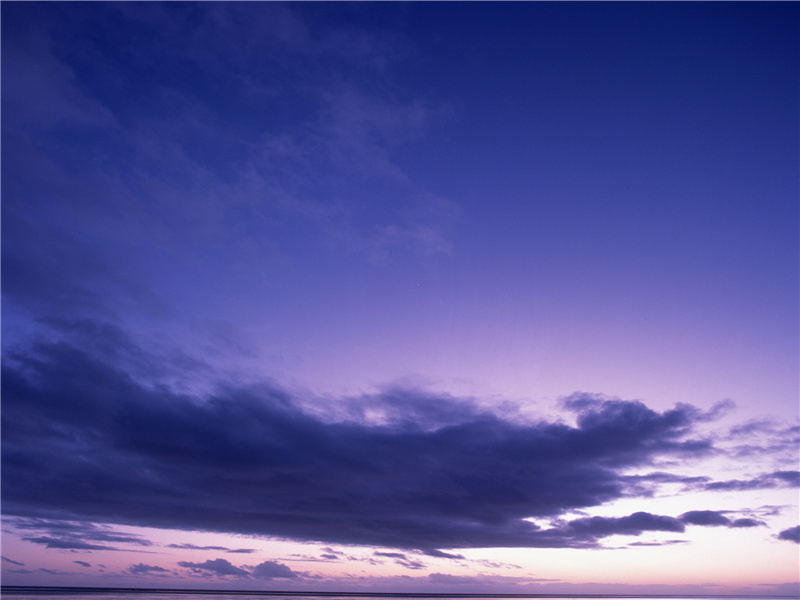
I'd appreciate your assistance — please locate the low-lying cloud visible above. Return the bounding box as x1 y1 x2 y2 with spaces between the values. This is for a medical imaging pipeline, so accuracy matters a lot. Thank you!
129 563 169 575
174 558 299 580
2 332 796 552
178 558 249 578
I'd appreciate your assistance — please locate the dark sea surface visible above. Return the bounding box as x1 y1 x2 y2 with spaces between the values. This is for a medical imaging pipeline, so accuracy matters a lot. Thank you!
2 590 797 600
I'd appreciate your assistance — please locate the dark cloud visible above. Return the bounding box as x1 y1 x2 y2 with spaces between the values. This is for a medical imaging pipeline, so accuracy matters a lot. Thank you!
422 549 465 560
374 551 426 570
0 331 769 552
628 539 689 547
703 470 800 492
2 557 25 566
35 568 68 576
679 511 733 526
21 537 112 551
316 547 343 560
375 551 407 559
678 511 765 529
620 471 712 496
177 558 249 577
252 560 299 580
129 563 169 575
169 543 228 551
168 543 256 554
73 561 91 567
730 518 764 528
7 518 152 552
565 512 685 538
777 526 800 543
400 559 426 570
619 468 800 497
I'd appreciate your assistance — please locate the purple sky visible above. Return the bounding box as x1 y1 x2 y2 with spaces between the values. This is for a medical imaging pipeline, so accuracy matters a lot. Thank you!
2 2 798 594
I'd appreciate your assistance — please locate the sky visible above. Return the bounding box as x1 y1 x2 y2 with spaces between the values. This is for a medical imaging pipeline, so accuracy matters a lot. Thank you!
1 1 798 595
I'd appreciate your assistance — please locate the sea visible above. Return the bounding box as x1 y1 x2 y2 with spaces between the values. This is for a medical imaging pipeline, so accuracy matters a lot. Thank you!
1 590 797 600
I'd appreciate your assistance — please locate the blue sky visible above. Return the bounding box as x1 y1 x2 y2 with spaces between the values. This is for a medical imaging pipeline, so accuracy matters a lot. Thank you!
2 1 798 593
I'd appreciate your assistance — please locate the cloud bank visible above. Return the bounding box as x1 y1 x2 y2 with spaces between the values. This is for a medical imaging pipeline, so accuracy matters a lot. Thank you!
3 326 794 552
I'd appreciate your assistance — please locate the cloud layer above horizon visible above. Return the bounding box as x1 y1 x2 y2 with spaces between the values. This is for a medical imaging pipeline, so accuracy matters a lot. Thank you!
3 321 798 553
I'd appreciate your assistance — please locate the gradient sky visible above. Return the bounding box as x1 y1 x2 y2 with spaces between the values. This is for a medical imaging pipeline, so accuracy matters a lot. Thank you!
1 1 798 595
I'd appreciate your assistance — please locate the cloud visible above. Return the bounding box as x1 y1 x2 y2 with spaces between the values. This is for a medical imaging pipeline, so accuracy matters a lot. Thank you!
73 561 91 568
678 511 764 528
721 420 800 463
21 537 111 551
422 549 465 560
7 518 152 552
177 558 249 578
679 510 736 526
777 526 800 544
2 557 25 566
175 557 299 581
620 469 800 498
2 330 735 551
129 563 169 575
564 512 685 538
374 552 426 570
0 3 455 344
252 560 299 580
168 543 256 554
628 539 689 547
729 518 764 528
702 471 800 492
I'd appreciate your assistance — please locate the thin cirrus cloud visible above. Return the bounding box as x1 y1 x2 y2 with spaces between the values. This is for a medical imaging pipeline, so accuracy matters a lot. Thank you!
2 322 796 553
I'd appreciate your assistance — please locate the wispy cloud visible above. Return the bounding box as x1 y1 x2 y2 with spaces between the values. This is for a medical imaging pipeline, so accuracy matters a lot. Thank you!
374 551 426 570
702 471 799 492
6 518 153 552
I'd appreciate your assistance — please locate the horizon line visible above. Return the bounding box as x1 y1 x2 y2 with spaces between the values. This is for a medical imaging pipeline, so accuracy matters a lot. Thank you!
2 586 797 599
